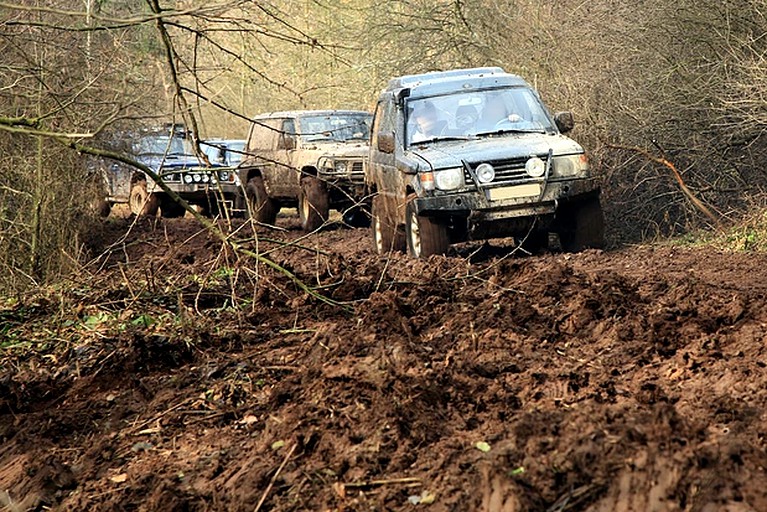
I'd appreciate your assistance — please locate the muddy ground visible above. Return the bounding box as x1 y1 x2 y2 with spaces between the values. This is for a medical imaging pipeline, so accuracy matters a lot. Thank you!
2 211 767 511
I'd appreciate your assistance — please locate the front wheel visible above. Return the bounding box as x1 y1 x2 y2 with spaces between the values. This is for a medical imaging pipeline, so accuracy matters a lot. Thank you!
298 176 329 232
405 200 449 258
557 194 605 252
129 180 159 217
371 195 404 254
245 176 277 225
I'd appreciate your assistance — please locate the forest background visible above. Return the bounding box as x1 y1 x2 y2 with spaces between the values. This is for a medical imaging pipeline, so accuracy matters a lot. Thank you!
2 0 767 292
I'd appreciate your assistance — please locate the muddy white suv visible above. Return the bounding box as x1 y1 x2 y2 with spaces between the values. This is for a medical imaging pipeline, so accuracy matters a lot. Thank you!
368 67 604 258
237 110 372 231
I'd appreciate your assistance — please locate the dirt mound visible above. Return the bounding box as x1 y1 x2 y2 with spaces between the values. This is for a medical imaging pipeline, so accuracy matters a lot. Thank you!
3 216 767 511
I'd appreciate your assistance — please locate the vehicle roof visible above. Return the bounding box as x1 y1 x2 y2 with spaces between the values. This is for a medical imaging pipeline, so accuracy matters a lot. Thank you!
383 67 531 99
252 110 371 120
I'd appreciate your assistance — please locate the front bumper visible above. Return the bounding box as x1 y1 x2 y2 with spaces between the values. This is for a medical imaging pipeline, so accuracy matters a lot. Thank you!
413 178 599 221
319 173 369 205
148 181 239 196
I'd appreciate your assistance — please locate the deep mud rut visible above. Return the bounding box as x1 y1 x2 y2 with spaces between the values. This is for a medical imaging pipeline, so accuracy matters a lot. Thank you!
3 212 767 511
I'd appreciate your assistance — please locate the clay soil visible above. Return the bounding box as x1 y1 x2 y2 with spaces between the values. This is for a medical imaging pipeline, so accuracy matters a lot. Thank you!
3 212 767 511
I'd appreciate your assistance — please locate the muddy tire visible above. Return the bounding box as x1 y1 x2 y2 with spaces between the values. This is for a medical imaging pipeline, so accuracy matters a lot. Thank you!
298 176 329 232
160 197 186 218
557 194 605 252
371 195 405 254
129 180 159 217
342 205 371 228
95 199 112 218
519 230 549 254
405 200 449 258
245 176 277 225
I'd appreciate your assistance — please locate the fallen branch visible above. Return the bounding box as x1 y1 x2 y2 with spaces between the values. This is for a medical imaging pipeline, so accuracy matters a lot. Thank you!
606 143 721 229
342 476 422 489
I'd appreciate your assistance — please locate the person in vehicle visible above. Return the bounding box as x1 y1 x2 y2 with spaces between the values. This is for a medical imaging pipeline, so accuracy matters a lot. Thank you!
410 101 447 143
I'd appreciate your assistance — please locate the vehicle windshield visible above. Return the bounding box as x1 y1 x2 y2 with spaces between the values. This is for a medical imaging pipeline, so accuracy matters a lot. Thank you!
134 135 187 156
299 114 371 142
406 86 555 146
225 140 246 165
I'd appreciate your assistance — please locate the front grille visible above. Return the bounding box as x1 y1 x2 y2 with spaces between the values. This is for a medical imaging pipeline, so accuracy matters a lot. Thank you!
463 156 547 187
351 161 365 175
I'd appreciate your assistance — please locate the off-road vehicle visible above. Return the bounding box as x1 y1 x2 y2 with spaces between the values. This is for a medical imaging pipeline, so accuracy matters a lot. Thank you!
128 125 241 217
97 124 240 217
237 110 372 231
368 67 604 258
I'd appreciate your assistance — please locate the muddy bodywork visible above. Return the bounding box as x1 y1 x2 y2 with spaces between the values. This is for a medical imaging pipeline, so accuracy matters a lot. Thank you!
368 67 603 255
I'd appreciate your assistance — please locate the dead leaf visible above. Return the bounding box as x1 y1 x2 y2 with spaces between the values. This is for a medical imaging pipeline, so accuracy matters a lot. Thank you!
109 473 128 484
239 415 259 425
475 441 491 453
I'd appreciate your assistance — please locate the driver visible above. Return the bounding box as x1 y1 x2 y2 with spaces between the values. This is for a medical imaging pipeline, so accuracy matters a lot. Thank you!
479 95 522 131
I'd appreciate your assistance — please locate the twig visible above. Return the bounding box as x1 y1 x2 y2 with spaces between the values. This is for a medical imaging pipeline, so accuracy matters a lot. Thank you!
342 476 422 489
254 443 297 512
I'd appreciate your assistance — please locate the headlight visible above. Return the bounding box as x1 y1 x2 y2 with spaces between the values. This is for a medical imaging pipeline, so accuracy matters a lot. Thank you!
476 163 495 184
193 173 202 183
434 167 465 191
202 173 210 183
218 171 230 181
525 157 545 178
183 174 193 184
551 154 589 177
335 161 347 174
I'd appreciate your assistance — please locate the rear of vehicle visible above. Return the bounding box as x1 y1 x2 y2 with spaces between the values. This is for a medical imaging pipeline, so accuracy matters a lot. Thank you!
368 67 604 258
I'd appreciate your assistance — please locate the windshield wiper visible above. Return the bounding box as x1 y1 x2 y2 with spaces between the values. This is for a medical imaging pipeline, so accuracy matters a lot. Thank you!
475 128 546 137
410 135 477 145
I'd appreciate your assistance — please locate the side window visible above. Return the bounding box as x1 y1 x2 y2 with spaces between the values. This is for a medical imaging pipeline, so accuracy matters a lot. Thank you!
277 118 296 150
248 121 275 151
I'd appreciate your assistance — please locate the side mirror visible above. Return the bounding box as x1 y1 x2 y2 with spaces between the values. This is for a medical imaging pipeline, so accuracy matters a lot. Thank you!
554 111 575 134
377 132 395 154
278 134 296 150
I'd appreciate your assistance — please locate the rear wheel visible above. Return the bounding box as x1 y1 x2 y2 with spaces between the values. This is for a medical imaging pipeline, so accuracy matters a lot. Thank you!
160 196 186 218
405 200 449 258
557 194 605 252
519 229 549 254
129 180 159 217
245 176 277 225
94 198 112 218
298 176 329 232
371 195 404 254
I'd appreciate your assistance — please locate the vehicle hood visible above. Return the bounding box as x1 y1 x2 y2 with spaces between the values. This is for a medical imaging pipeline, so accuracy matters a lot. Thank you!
407 133 583 170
